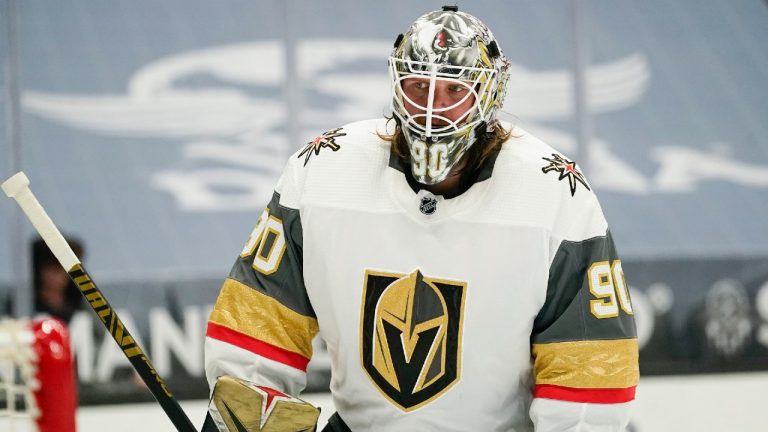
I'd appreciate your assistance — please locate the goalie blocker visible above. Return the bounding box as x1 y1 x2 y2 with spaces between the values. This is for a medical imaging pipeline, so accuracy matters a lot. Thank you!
203 376 320 432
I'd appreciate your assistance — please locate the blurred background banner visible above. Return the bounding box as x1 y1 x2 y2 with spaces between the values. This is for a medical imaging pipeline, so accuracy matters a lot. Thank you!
2 0 768 404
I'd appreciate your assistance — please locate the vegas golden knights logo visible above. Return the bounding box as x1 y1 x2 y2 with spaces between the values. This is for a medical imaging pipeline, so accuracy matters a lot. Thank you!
360 269 466 411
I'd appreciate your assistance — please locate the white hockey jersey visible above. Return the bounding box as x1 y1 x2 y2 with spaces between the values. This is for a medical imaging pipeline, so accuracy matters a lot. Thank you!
205 118 639 431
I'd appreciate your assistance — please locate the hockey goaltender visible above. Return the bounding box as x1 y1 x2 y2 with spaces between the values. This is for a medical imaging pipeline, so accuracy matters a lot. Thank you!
203 5 639 432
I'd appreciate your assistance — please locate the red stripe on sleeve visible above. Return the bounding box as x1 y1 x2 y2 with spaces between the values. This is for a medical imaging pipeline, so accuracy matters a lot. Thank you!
206 321 310 372
534 384 636 404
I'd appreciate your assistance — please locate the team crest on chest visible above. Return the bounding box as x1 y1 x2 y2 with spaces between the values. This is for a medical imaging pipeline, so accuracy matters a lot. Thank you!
541 153 591 196
298 127 346 166
360 269 466 411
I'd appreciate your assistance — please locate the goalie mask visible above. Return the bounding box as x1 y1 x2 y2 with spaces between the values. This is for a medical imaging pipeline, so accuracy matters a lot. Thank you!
389 7 511 184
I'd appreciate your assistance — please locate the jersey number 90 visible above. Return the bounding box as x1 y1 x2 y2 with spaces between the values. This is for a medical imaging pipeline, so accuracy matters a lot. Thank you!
588 260 633 319
412 142 448 178
240 208 286 275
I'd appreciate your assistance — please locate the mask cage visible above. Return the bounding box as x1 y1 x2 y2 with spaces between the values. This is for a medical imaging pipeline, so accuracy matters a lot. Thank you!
389 57 498 140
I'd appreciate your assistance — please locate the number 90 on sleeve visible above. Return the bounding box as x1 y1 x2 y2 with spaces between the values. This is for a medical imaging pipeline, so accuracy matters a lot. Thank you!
588 260 633 319
240 208 287 275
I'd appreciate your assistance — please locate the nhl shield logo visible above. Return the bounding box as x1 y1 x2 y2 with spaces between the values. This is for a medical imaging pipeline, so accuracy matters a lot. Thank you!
419 196 437 215
360 269 466 411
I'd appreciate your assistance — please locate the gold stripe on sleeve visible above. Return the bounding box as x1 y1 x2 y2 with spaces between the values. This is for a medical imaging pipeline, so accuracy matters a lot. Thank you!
209 278 319 359
532 338 639 389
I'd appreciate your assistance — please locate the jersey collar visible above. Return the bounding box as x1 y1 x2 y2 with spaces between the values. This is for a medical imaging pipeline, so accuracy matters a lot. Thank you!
386 148 499 222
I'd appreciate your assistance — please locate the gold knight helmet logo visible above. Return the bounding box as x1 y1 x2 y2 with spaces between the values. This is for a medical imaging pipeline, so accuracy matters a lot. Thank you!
360 269 466 411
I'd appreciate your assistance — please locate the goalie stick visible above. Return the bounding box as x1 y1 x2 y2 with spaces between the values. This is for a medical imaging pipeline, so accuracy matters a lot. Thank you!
2 172 197 432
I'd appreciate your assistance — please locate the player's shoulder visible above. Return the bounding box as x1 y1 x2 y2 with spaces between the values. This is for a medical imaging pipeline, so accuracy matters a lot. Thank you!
288 118 390 171
479 124 604 237
496 124 594 202
277 118 393 207
497 124 566 170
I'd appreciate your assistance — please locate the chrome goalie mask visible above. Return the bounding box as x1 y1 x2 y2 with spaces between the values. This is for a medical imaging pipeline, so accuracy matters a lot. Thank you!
389 7 511 184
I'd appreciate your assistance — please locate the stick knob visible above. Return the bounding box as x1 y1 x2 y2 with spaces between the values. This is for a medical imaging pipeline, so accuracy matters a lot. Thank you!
2 172 30 198
3 171 80 269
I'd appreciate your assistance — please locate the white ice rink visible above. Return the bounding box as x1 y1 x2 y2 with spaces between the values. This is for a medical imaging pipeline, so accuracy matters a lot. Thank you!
73 372 768 432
